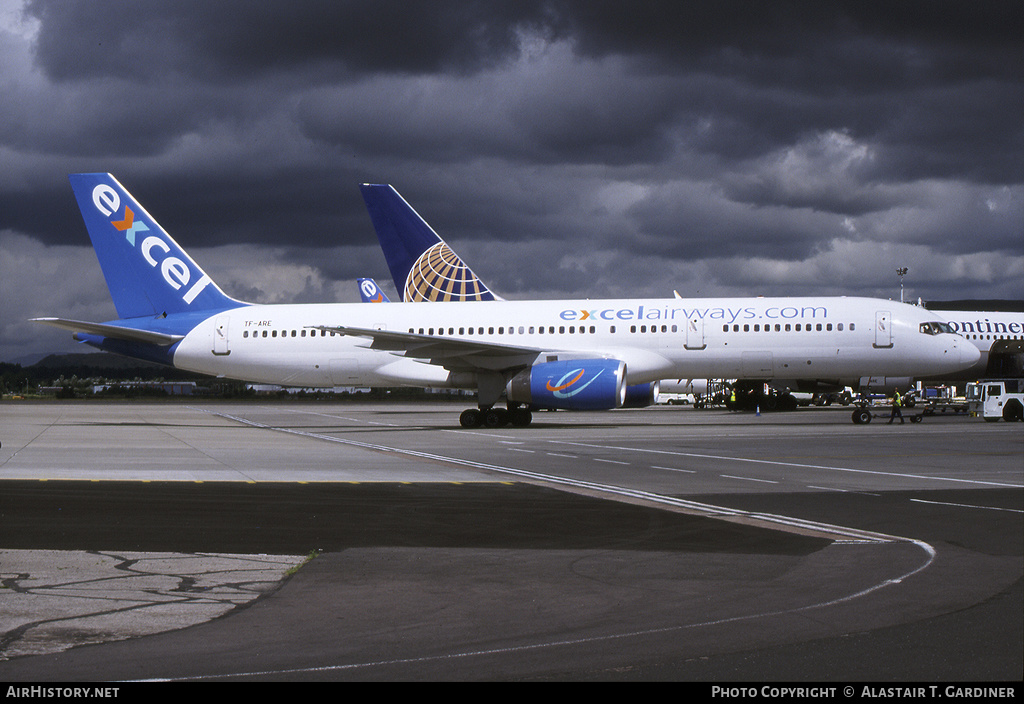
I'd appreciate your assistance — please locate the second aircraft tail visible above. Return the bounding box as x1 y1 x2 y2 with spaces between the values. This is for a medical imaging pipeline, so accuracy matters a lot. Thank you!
359 184 499 302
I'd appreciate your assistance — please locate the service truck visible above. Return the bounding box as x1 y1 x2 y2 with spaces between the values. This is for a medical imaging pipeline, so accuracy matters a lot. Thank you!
966 379 1024 422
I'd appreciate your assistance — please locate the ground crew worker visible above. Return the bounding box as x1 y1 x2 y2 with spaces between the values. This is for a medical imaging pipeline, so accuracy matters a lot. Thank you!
888 389 904 424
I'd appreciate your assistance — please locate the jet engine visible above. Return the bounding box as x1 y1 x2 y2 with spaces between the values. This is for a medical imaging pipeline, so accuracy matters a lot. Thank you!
508 359 626 410
623 381 660 408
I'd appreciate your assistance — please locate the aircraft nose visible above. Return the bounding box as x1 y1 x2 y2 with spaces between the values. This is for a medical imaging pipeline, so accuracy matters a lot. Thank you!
960 339 981 367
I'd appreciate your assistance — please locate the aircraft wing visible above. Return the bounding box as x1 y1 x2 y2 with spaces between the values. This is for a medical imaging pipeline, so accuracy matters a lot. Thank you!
31 317 185 346
308 325 546 373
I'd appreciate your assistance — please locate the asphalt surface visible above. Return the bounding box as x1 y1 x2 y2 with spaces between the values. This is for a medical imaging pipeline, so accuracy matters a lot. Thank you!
0 400 1020 682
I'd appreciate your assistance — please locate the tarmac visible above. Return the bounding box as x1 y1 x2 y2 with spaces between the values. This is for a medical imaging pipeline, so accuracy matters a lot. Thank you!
0 400 1021 681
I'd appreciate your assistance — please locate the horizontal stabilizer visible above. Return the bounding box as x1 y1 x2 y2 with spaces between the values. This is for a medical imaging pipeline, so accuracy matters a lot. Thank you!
31 318 184 346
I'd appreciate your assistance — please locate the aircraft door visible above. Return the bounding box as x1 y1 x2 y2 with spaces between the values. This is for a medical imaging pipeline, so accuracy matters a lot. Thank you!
213 315 231 355
874 311 892 348
684 315 706 350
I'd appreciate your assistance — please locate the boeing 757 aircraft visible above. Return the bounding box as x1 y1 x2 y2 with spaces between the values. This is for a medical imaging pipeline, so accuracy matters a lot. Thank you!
33 173 979 427
360 184 1021 399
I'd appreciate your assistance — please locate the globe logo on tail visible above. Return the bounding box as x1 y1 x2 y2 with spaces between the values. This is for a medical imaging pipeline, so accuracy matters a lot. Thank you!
404 242 496 302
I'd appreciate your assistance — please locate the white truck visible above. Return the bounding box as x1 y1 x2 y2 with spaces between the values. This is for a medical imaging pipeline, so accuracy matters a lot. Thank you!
966 379 1024 422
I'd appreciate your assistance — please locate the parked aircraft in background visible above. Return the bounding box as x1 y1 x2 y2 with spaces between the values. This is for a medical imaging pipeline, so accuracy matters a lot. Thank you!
360 184 501 302
32 174 978 427
357 278 391 303
929 307 1023 379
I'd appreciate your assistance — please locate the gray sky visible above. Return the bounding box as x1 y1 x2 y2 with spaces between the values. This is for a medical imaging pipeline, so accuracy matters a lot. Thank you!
1 0 1021 362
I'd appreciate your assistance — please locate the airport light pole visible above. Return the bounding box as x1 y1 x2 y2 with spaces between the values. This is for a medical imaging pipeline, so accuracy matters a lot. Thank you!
897 267 908 303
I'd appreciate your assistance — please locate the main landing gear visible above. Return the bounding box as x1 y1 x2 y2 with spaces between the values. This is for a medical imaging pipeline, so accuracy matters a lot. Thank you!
459 371 533 428
459 405 533 428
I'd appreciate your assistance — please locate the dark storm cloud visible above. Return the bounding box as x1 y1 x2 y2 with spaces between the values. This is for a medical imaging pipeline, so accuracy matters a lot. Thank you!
2 0 1021 362
27 0 559 82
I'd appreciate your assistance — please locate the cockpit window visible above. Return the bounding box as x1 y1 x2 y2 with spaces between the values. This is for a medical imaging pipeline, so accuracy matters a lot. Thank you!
920 321 955 335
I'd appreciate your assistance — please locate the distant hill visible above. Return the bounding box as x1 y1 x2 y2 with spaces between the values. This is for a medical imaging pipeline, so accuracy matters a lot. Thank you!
31 353 165 370
6 353 50 367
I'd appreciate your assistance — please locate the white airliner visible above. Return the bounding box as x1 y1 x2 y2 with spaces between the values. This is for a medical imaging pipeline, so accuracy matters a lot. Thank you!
930 308 1024 379
361 183 1011 408
32 173 979 427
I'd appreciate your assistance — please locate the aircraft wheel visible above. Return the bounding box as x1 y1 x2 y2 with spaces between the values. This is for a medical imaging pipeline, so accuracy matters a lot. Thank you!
852 408 872 424
460 408 482 428
483 408 509 428
509 408 533 427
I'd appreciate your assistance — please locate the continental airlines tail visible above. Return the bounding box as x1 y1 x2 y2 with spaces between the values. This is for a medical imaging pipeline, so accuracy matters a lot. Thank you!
359 184 500 302
32 174 979 427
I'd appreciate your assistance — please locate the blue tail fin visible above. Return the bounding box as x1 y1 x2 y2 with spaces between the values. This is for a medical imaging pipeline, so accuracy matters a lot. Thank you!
68 173 243 319
359 184 498 302
357 278 391 302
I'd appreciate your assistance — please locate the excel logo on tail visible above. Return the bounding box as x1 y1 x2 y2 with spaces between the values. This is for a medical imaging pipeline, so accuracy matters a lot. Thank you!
545 367 604 399
91 184 212 305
